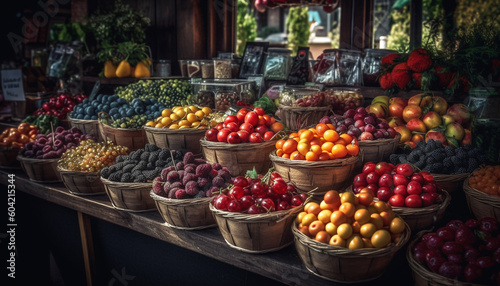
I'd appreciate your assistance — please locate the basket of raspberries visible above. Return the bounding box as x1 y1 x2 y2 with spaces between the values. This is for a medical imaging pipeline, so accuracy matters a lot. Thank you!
150 152 233 230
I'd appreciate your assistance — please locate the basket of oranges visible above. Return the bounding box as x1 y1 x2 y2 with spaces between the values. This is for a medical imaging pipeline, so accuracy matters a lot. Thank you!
270 123 359 199
144 106 215 155
463 165 500 220
292 190 410 283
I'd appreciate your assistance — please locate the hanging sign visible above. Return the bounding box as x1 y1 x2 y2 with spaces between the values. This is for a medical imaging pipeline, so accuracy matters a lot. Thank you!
1 69 25 101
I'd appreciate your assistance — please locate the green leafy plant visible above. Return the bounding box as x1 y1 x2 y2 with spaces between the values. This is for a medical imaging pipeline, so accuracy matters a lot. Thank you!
236 0 257 56
286 7 310 54
49 22 94 54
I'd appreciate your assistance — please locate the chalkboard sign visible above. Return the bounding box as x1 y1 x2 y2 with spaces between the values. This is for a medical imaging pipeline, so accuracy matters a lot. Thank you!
239 42 269 79
1 69 25 101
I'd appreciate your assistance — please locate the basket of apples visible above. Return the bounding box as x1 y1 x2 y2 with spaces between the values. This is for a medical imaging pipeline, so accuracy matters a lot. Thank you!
200 107 284 176
270 122 359 200
320 107 401 169
209 168 311 253
351 162 451 233
150 152 234 230
292 189 410 283
407 217 500 285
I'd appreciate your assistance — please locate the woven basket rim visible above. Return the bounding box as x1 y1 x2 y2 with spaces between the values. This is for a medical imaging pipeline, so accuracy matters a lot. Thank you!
431 172 470 181
278 104 331 111
463 177 500 204
406 231 486 286
358 133 401 146
150 190 212 205
100 176 152 188
292 218 411 257
17 155 60 163
56 166 101 176
270 151 359 167
200 138 277 150
99 121 145 132
144 125 207 134
208 201 303 222
68 116 98 124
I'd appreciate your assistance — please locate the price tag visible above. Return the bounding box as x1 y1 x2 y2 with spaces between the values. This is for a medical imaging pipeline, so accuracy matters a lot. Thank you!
1 69 25 101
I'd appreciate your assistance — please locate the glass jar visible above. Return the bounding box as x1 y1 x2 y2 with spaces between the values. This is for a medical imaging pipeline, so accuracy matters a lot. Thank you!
278 86 322 107
215 87 239 111
313 49 342 86
197 90 215 109
231 59 241 78
200 60 214 79
179 60 188 77
187 60 201 78
263 48 292 80
214 59 232 79
339 50 363 87
362 49 396 86
154 60 171 77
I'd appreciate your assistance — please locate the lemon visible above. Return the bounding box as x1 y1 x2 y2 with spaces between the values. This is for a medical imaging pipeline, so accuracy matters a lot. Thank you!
146 121 155 127
188 105 199 113
154 122 164 128
172 106 182 112
161 109 172 117
195 110 206 120
170 113 181 121
202 107 212 115
186 113 198 123
178 120 190 127
161 117 172 126
169 124 180 129
174 108 186 119
191 121 201 128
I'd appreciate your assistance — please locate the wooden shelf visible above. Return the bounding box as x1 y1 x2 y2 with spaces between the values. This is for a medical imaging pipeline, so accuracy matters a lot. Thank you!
0 170 413 285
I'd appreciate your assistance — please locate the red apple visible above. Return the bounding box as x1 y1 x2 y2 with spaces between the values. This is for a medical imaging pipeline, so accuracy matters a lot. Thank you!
431 96 448 115
445 122 465 142
396 163 414 177
461 129 471 146
389 97 408 107
387 116 405 128
447 103 471 125
422 111 443 130
408 93 433 108
425 130 447 145
406 118 427 133
367 103 388 119
388 103 405 120
402 104 423 123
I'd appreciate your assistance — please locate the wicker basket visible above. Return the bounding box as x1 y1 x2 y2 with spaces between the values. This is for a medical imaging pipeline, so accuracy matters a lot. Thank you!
293 220 411 283
200 138 277 176
431 173 469 194
357 134 401 169
209 203 305 253
150 191 216 230
68 116 103 142
17 155 61 183
270 152 359 200
276 104 330 132
391 190 451 233
463 178 500 220
0 147 21 169
100 177 156 212
144 126 206 154
407 231 484 286
98 121 146 152
57 166 106 195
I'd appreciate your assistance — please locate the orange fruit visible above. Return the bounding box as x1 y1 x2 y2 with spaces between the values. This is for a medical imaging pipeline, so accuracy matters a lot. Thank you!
309 136 323 146
270 122 284 133
339 133 353 144
289 132 299 139
331 144 348 159
315 123 330 136
300 129 315 141
318 152 330 161
297 142 310 156
276 149 284 157
310 144 322 155
275 139 285 150
323 129 340 142
321 142 334 153
282 139 298 154
334 138 348 146
305 151 319 161
291 151 305 160
346 143 360 156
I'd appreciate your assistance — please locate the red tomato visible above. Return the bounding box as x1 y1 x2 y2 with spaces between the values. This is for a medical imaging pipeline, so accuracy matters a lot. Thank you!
254 125 268 136
224 115 239 125
263 131 274 141
227 132 241 144
237 130 250 142
389 194 405 207
249 132 263 143
245 111 259 127
405 194 423 208
205 128 219 142
217 128 231 142
236 108 250 122
224 122 239 133
215 123 224 130
239 122 254 134
262 114 272 126
254 107 265 116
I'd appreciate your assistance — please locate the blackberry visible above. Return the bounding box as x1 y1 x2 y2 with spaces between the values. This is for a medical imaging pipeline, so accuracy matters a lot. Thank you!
100 167 110 179
424 143 434 153
108 171 123 182
455 167 467 174
155 159 168 168
149 152 159 162
133 175 147 182
120 172 133 182
398 155 408 164
115 155 128 163
443 159 453 170
131 161 148 173
414 158 426 170
467 158 480 173
146 162 155 170
450 156 462 167
140 151 151 162
174 150 184 160
145 144 159 152
130 149 144 161
389 154 399 165
456 149 467 160
416 141 426 150
467 149 480 157
122 164 135 173
426 157 436 165
430 150 445 162
159 150 170 161
430 163 443 173
112 162 126 170
444 146 455 157
407 152 420 164
142 169 158 181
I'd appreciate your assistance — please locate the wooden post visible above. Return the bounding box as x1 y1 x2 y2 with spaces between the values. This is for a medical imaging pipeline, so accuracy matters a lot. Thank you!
410 0 422 49
78 211 95 286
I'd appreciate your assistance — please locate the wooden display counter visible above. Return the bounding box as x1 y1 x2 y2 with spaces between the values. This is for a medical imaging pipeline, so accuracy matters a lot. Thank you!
0 169 412 286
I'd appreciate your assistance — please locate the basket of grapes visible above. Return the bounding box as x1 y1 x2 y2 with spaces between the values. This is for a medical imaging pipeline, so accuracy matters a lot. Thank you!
463 166 500 220
144 105 216 155
57 139 129 195
98 112 147 152
17 127 94 183
149 152 232 230
292 190 410 283
100 144 185 212
209 169 311 253
276 86 331 131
